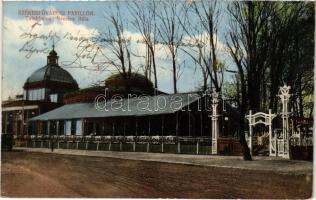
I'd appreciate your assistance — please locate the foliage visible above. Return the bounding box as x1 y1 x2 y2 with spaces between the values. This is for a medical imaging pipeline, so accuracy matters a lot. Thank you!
222 82 238 101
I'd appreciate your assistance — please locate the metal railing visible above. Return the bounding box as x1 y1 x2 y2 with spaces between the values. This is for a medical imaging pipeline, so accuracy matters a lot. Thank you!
18 135 217 144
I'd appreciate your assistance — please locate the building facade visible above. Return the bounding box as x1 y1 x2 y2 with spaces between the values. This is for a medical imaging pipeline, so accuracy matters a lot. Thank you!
3 48 241 156
30 71 240 138
2 47 79 136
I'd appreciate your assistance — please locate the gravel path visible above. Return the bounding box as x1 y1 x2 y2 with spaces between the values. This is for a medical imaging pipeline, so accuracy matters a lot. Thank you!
1 151 312 198
15 147 313 175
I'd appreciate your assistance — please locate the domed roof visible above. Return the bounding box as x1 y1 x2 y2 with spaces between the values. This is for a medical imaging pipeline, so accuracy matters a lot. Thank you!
105 72 154 96
26 64 77 84
106 73 152 83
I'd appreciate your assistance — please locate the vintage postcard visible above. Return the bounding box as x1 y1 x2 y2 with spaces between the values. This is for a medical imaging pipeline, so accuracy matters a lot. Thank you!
1 1 313 198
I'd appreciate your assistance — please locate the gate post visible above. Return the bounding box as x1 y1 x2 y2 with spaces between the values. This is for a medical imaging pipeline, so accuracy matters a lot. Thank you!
211 92 219 154
278 85 291 159
248 110 253 155
268 109 273 156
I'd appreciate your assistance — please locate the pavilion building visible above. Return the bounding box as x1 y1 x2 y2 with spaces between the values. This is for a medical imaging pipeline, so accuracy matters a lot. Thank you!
2 47 240 153
2 47 79 136
30 72 240 139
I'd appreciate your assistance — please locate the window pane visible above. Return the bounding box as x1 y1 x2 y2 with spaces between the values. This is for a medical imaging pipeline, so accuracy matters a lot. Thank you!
30 90 33 100
65 121 71 135
49 94 58 103
36 89 40 100
76 120 82 135
41 89 45 100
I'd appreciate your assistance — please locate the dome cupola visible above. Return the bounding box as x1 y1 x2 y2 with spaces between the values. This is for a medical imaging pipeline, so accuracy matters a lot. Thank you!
47 44 59 64
23 46 79 103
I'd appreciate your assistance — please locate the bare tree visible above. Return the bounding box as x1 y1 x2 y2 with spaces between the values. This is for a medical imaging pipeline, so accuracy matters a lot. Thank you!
128 1 158 88
104 5 134 75
227 30 251 160
94 4 136 95
180 1 224 92
155 0 185 94
227 1 272 160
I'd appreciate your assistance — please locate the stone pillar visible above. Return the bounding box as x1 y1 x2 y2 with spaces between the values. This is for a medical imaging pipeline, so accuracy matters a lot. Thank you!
211 92 219 155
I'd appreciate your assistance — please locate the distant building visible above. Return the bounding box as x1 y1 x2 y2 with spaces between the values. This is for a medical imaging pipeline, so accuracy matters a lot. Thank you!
2 47 79 136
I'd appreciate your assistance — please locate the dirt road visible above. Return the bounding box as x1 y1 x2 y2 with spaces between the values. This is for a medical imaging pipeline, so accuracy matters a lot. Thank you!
1 151 312 198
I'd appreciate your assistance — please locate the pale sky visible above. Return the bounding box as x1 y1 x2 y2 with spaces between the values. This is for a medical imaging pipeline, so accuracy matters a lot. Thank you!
2 1 233 100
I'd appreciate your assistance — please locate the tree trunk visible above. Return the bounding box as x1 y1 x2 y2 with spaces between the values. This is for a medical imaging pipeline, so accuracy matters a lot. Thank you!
240 74 252 161
152 52 158 89
172 54 177 94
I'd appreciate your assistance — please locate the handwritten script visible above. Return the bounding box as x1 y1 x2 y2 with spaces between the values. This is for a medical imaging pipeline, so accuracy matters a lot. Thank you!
18 22 106 70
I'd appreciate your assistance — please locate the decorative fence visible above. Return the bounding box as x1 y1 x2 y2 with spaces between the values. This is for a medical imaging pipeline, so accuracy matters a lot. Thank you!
15 135 213 155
